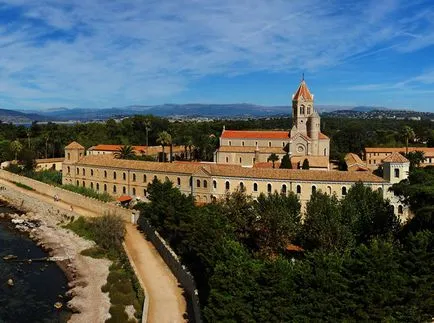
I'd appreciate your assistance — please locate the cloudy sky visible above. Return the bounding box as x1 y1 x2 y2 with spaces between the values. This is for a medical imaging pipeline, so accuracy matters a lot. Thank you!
0 0 434 111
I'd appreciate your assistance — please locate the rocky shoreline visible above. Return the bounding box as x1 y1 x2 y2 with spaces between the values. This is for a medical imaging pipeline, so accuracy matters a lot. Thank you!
0 185 112 323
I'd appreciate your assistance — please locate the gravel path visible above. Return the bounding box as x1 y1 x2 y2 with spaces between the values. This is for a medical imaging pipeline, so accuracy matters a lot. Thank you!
0 178 187 323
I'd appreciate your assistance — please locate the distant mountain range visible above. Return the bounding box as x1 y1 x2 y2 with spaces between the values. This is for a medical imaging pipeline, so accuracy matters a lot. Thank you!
0 104 431 123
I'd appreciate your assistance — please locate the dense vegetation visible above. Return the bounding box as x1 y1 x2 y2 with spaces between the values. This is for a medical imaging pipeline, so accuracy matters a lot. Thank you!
65 214 144 322
136 177 433 322
0 115 432 163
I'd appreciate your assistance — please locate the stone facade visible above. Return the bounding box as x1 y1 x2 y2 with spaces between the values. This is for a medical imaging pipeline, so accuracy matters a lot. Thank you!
61 144 410 221
214 80 330 167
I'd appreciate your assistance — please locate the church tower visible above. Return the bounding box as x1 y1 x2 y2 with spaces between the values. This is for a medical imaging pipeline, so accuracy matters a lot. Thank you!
291 79 314 135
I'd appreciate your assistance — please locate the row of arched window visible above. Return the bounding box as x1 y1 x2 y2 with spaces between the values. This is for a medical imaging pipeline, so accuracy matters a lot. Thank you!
75 180 145 197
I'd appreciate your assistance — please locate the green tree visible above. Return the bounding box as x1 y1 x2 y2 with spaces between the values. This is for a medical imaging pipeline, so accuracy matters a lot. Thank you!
143 119 151 146
302 158 310 169
341 182 400 244
156 131 172 162
404 150 425 170
301 191 352 251
267 153 279 168
10 140 23 161
279 153 292 169
401 125 415 155
114 145 136 159
91 213 126 250
253 192 301 256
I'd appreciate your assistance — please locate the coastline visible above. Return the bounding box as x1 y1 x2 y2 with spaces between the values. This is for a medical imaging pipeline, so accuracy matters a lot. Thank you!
0 183 112 323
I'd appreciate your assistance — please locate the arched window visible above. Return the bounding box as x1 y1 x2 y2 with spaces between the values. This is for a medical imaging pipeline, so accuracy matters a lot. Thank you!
398 205 403 214
196 179 201 188
239 182 244 190
342 187 347 196
300 105 305 114
91 169 94 176
123 172 126 180
281 184 287 194
225 181 230 191
268 142 272 147
67 153 70 160
123 186 126 194
239 157 242 163
82 181 85 187
76 180 79 186
76 168 79 175
228 141 232 146
177 177 181 186
327 186 332 195
312 185 316 194
132 173 136 182
90 182 93 189
307 106 311 114
104 170 107 178
213 180 217 189
225 157 229 163
324 148 327 156
113 185 117 193
296 185 301 194
67 166 70 174
154 175 157 180
104 184 107 192
96 183 99 191
82 168 85 176
242 141 245 146
132 188 136 196
113 172 117 180
394 168 400 178
189 177 192 187
204 180 208 188
253 183 258 192
267 183 272 193
143 174 147 182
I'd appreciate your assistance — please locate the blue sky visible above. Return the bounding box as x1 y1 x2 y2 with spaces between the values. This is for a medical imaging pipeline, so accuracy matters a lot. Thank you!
0 0 434 112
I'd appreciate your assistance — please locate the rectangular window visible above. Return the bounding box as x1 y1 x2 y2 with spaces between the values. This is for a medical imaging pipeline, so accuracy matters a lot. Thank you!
394 168 400 178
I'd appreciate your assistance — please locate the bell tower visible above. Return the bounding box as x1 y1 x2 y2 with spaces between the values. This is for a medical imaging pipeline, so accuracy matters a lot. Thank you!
292 78 314 135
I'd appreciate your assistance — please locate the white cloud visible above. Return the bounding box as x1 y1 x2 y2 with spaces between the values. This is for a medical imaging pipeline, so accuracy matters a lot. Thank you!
0 0 433 109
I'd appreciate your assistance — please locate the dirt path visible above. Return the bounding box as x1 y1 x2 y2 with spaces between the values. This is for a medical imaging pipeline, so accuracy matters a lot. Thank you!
0 178 187 323
124 223 186 323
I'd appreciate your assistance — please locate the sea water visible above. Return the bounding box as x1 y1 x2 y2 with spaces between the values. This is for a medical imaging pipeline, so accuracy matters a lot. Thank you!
0 206 71 323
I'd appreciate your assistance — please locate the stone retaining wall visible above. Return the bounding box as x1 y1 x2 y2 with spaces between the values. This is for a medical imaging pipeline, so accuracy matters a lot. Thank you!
0 170 133 221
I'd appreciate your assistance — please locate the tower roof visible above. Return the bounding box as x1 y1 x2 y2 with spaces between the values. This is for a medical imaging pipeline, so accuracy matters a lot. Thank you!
383 152 409 163
293 80 313 101
65 141 84 149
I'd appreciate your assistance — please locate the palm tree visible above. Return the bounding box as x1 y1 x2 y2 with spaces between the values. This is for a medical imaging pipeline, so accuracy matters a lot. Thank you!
114 145 136 159
143 119 151 147
267 153 279 168
186 136 194 160
401 126 415 155
156 131 172 162
10 140 23 161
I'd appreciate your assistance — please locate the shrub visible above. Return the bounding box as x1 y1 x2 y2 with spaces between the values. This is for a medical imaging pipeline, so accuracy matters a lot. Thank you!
92 213 126 251
61 184 115 202
12 181 34 191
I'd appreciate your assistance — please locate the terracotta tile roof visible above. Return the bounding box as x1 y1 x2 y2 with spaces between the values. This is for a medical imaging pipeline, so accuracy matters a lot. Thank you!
65 141 84 149
365 147 434 156
221 130 289 139
35 158 65 163
344 153 369 171
75 154 385 183
293 80 313 101
217 146 286 154
88 144 185 155
290 156 329 168
318 133 329 140
117 195 132 202
382 152 409 163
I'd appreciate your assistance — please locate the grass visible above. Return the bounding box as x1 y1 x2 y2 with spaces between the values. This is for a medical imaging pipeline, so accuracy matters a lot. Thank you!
12 181 35 191
66 216 144 322
61 184 115 202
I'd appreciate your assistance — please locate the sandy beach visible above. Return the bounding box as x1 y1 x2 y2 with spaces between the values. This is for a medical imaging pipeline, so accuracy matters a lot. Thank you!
0 184 112 323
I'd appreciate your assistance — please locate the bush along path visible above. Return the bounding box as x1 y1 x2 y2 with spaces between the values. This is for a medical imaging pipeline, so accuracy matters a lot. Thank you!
65 215 144 323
